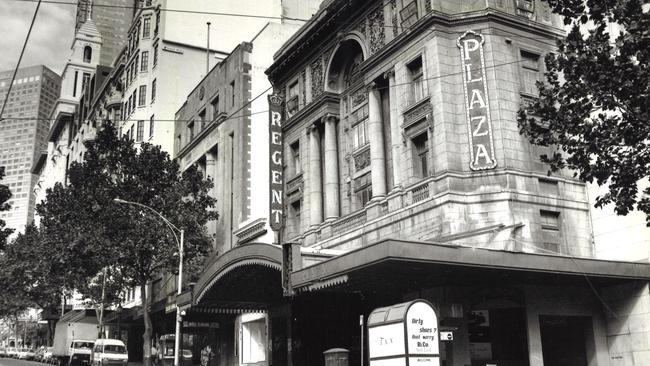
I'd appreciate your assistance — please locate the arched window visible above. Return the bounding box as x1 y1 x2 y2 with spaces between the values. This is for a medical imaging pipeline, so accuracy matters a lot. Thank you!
326 39 365 93
83 46 92 63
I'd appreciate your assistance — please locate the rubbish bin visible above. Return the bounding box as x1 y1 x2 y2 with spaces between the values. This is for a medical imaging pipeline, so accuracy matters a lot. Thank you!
324 348 349 366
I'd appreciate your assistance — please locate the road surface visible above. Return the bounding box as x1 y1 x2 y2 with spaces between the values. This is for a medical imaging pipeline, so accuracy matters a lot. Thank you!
0 359 44 366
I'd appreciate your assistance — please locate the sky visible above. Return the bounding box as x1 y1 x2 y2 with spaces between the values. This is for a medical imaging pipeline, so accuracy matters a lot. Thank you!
0 0 75 75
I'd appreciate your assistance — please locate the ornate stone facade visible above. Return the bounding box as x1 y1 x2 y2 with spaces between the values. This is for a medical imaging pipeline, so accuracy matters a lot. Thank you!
368 7 385 54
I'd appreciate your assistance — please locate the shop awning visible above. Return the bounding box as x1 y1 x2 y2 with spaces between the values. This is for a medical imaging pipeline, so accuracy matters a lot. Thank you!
291 239 650 294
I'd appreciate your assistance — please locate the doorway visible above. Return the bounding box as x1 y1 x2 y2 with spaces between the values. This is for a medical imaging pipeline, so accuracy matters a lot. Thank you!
539 315 592 366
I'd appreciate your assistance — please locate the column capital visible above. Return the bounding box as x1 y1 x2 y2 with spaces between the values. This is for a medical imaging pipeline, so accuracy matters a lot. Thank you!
306 122 320 135
321 113 339 125
366 81 379 93
383 68 395 80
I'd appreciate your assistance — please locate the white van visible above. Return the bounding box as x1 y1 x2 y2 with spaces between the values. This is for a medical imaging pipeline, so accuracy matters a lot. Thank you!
90 339 128 366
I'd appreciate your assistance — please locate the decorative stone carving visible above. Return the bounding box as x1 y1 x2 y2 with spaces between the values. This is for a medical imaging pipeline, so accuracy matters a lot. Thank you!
368 7 385 54
390 0 398 38
301 70 307 105
350 88 367 108
424 0 431 13
311 58 324 98
353 147 371 170
403 99 432 128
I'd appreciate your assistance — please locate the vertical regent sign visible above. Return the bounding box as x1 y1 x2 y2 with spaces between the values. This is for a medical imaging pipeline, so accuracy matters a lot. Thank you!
457 30 497 170
268 94 284 231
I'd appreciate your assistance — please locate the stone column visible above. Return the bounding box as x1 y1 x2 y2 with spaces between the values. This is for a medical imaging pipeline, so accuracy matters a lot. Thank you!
308 124 323 226
368 82 387 199
385 69 403 190
323 115 339 220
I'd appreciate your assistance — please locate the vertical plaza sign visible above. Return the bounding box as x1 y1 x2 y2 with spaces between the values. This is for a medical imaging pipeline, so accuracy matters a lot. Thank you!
457 30 497 170
268 94 284 231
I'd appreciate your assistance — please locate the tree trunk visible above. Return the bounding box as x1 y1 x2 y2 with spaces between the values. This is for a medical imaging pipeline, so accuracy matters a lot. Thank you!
98 268 107 338
141 281 152 366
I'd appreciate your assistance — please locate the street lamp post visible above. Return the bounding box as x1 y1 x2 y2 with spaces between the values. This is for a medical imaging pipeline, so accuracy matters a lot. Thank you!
113 198 185 366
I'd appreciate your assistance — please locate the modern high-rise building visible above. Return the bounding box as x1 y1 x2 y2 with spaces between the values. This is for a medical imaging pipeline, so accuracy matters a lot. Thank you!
0 65 61 235
76 0 137 66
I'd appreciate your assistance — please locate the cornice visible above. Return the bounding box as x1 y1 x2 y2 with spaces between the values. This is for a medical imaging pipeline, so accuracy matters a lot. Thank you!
269 7 564 82
283 92 340 132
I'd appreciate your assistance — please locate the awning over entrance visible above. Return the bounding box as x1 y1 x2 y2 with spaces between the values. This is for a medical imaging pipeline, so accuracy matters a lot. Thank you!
193 243 283 312
291 239 650 294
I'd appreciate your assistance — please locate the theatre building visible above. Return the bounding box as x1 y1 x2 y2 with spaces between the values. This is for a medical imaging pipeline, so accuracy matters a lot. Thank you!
186 1 650 366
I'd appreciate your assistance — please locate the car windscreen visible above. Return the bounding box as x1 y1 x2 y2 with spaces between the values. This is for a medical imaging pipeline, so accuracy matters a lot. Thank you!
73 342 94 349
103 345 126 354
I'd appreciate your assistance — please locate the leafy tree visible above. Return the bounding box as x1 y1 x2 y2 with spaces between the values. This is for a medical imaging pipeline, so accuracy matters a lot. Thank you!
0 224 66 345
37 122 217 365
0 166 14 250
518 0 650 225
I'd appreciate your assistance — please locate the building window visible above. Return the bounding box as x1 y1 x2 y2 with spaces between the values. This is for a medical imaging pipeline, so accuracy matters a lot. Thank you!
82 73 91 91
351 119 369 150
241 318 266 363
153 43 159 67
520 50 541 96
142 17 151 38
151 79 156 102
354 172 372 207
407 56 425 105
288 200 301 239
73 71 78 97
211 95 220 120
136 120 144 142
138 85 146 106
230 80 235 107
187 121 195 141
141 51 149 72
154 11 160 36
412 132 429 178
540 210 561 252
400 0 419 28
198 109 206 130
290 140 301 177
134 55 139 79
130 125 135 140
516 0 535 19
83 46 92 63
149 115 154 138
287 81 299 116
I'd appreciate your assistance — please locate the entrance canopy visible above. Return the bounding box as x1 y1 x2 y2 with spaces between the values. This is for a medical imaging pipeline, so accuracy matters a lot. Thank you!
290 239 650 294
193 243 283 312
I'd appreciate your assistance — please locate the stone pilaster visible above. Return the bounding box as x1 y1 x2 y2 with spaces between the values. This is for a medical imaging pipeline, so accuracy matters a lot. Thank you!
385 69 403 191
308 124 323 226
323 114 340 220
368 82 387 199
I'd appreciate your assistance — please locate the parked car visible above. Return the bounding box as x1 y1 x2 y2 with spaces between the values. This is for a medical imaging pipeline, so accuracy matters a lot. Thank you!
42 347 54 364
6 347 18 358
17 347 36 360
90 339 128 366
0 346 6 357
34 346 46 362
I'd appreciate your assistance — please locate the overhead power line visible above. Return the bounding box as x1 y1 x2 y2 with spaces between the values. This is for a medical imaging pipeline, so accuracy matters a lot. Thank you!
7 0 562 45
0 0 43 120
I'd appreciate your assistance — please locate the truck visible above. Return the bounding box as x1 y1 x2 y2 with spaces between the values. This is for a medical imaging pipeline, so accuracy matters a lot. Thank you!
52 310 98 366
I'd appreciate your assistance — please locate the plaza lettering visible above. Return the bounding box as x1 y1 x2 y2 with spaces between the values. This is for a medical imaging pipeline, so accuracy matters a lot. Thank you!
457 31 497 170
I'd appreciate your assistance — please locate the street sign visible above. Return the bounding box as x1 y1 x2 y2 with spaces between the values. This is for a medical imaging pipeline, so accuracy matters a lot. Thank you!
440 331 453 341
